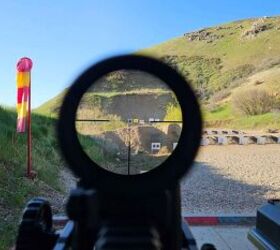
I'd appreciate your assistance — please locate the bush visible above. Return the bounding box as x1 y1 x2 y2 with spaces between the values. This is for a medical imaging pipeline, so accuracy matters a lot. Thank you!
206 102 219 112
211 89 231 103
232 89 275 115
216 64 255 90
164 103 182 121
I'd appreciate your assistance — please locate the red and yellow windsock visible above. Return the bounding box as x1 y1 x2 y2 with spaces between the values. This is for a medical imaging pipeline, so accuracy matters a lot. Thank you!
16 57 33 133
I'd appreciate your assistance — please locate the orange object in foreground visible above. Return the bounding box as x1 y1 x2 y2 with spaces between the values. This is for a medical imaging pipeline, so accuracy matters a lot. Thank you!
16 74 30 132
16 57 34 178
16 58 32 132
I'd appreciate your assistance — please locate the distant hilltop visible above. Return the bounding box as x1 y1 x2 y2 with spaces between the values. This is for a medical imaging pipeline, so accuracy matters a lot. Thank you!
36 16 280 130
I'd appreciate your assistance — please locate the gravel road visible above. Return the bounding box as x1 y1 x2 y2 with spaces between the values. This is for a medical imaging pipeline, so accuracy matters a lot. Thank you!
57 145 280 216
181 145 280 215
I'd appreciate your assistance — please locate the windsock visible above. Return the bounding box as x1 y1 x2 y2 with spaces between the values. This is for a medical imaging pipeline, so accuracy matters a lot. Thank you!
16 57 33 133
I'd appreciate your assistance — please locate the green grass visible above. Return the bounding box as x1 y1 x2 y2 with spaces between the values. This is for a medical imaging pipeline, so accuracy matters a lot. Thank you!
139 16 280 96
77 119 126 135
34 89 67 117
164 103 182 121
0 106 64 250
0 105 118 249
203 103 280 129
231 112 280 130
203 104 233 121
140 17 280 66
78 134 118 167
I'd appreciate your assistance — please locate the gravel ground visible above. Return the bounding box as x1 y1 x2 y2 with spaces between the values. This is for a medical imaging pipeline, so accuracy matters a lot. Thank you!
60 168 77 193
44 168 77 215
181 145 280 215
56 145 280 216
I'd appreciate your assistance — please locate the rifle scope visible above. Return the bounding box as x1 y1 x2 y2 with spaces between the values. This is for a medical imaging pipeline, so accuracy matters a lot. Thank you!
16 55 206 250
58 55 202 195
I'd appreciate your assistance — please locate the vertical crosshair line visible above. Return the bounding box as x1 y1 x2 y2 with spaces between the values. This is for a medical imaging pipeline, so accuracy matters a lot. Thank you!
127 123 131 175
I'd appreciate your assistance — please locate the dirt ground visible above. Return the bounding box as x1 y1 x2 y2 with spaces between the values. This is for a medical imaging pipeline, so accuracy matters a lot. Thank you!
57 145 280 216
181 145 280 215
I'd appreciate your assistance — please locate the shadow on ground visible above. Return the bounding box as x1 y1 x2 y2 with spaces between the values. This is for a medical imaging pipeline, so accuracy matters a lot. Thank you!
180 162 280 215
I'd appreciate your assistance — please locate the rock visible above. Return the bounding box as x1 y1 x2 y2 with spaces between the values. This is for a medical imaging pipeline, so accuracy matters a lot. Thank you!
236 25 244 29
185 29 224 42
242 19 273 38
266 128 279 134
254 80 264 85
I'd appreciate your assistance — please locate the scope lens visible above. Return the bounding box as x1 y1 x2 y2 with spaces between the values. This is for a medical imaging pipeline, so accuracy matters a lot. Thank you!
75 70 182 175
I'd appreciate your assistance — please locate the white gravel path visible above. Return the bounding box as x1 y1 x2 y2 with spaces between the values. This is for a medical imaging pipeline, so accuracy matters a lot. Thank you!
60 168 77 193
181 145 280 215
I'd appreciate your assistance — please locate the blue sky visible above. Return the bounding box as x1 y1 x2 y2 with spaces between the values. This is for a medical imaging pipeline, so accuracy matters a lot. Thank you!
0 0 279 108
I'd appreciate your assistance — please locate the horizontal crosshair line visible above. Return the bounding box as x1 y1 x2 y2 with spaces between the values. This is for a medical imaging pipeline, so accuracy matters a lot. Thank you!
76 119 182 123
150 120 182 123
76 119 111 122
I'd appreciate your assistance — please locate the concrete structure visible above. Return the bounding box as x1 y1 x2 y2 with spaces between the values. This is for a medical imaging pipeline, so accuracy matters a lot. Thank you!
239 136 248 145
218 136 227 145
200 131 280 146
190 226 255 249
257 136 265 145
201 138 209 146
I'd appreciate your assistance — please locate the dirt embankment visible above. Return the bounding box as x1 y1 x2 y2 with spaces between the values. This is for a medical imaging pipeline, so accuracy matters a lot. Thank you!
94 93 175 121
100 124 181 155
85 124 181 175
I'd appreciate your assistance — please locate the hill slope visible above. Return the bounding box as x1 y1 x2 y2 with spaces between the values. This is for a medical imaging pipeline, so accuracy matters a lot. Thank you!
37 16 280 129
140 16 280 95
0 106 65 249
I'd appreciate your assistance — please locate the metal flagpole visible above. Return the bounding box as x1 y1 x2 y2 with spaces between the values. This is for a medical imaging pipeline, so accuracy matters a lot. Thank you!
27 72 32 178
16 57 34 179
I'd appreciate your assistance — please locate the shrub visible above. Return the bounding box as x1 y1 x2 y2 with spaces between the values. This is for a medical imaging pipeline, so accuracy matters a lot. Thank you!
164 103 182 121
232 89 274 115
211 89 231 103
216 64 255 90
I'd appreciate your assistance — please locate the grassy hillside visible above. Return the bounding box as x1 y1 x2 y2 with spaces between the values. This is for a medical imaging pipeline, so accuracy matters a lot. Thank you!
0 105 117 249
140 17 280 72
35 89 67 117
140 16 280 129
37 16 280 130
35 70 172 116
0 106 64 249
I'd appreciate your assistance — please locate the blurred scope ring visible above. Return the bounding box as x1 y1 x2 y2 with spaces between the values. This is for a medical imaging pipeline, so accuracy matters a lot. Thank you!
58 55 202 194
